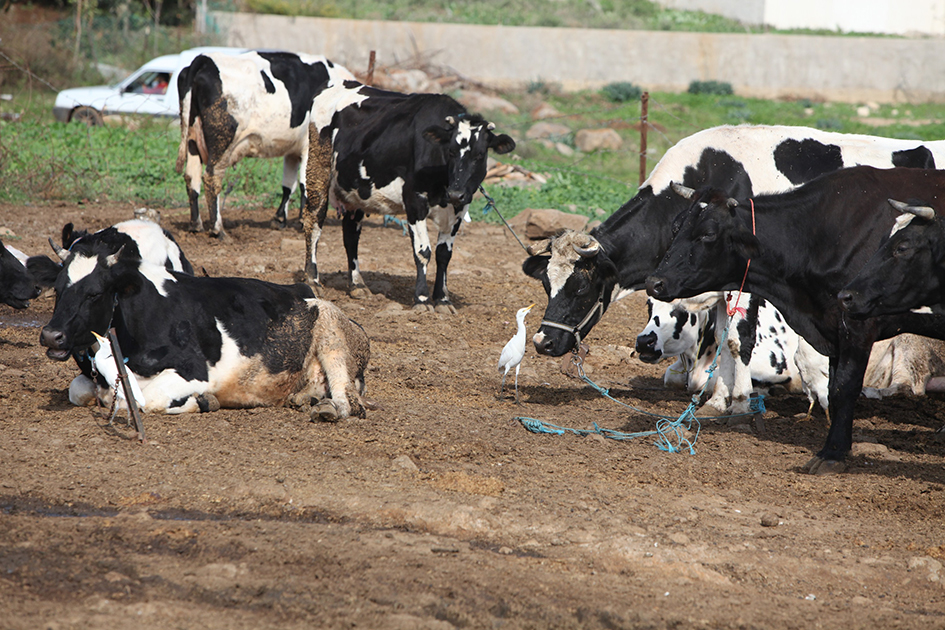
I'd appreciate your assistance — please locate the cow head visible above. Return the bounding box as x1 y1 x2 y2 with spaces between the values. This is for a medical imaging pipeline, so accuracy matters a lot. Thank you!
0 241 41 309
838 200 945 318
635 298 706 363
423 114 515 207
40 232 144 361
522 230 617 356
646 183 761 302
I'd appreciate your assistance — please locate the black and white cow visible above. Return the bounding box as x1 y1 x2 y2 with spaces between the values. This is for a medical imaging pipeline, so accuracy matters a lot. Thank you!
38 227 370 419
0 240 41 309
176 51 354 237
301 82 515 312
840 202 945 319
644 166 945 473
523 124 945 414
27 220 197 407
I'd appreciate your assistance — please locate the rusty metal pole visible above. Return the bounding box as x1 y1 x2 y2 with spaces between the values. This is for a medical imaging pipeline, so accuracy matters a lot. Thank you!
107 328 146 443
639 91 649 187
366 50 376 85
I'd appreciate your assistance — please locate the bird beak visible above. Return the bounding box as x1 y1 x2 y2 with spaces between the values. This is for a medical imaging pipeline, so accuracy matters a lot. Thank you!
91 331 105 343
527 303 536 311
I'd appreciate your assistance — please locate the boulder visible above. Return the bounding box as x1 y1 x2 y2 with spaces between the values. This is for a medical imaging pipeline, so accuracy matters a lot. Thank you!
526 121 570 140
379 68 435 93
522 208 589 239
456 90 519 114
574 128 623 152
531 102 562 120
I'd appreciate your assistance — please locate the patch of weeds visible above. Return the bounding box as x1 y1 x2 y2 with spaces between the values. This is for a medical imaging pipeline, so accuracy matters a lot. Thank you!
689 80 733 96
601 82 643 103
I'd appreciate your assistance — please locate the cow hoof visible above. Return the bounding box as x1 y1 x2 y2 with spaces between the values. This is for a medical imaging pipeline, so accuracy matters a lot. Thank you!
696 403 725 417
196 393 221 413
270 219 288 230
412 302 435 313
350 286 372 300
188 222 204 233
305 280 325 297
311 400 342 422
434 302 457 315
803 455 847 475
210 231 229 242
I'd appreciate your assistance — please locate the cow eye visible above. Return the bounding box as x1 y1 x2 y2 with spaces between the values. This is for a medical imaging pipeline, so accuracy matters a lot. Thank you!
700 231 717 243
893 242 913 258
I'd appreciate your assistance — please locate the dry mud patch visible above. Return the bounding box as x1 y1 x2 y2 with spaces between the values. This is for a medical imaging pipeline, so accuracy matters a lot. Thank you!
1 201 945 628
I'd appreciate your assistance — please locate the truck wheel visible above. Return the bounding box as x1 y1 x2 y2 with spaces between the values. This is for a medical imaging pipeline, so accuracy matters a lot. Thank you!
71 106 103 126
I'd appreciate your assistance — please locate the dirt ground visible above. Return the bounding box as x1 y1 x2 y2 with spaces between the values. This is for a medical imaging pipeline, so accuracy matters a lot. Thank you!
2 199 945 629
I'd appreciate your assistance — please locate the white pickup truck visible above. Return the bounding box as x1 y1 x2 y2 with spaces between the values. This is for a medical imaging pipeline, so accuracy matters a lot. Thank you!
53 46 248 124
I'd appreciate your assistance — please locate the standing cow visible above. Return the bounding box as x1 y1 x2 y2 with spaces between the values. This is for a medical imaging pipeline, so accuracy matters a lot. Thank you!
523 124 945 414
38 227 370 419
302 82 515 312
176 50 355 238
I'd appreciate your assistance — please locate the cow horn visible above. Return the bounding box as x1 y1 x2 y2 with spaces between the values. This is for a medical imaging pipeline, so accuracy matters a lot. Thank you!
48 237 68 262
445 116 456 125
727 198 739 208
526 239 552 256
889 198 935 220
487 122 496 130
573 238 601 258
105 245 125 267
671 182 695 199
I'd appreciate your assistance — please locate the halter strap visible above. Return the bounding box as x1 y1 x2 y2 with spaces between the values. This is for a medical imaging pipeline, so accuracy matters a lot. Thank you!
540 285 607 347
726 198 756 318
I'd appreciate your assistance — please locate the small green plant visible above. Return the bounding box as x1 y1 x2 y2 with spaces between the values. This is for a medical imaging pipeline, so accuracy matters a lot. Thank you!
601 82 643 103
688 80 734 95
816 117 844 131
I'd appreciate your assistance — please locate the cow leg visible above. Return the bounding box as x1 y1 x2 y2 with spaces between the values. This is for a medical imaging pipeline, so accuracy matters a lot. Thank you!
430 204 464 315
700 303 736 416
303 126 333 295
273 155 301 229
342 209 370 299
728 295 760 415
184 141 204 232
804 323 876 475
407 216 434 311
203 166 227 239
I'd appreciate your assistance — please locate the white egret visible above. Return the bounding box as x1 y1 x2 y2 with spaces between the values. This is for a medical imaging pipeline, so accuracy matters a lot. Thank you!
498 304 535 403
91 331 146 420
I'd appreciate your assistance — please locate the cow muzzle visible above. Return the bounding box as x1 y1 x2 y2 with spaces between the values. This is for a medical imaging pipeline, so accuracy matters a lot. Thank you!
40 326 72 361
447 189 466 206
634 331 662 363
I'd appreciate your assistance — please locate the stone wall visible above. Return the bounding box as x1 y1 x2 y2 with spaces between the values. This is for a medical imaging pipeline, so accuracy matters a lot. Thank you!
213 12 945 103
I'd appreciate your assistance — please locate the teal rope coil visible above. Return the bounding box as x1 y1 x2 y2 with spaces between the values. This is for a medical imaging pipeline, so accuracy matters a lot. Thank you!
514 311 765 454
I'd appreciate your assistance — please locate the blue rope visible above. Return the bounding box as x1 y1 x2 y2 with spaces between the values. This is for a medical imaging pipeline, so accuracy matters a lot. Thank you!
383 215 408 236
514 312 766 454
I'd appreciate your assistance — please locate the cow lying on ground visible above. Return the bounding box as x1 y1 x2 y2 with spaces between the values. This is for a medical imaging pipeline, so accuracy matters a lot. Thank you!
524 124 945 415
302 82 515 312
177 50 354 237
0 240 41 309
644 166 945 473
37 225 371 419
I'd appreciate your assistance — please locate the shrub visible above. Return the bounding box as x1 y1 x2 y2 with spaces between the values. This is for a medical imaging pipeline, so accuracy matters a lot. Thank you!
601 82 643 103
688 80 733 95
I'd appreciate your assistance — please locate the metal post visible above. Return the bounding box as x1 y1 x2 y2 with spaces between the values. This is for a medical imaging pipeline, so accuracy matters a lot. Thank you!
639 91 649 187
366 50 376 85
107 328 146 443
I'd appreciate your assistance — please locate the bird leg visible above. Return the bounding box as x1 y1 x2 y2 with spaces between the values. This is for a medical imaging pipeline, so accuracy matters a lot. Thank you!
514 365 521 404
498 371 509 400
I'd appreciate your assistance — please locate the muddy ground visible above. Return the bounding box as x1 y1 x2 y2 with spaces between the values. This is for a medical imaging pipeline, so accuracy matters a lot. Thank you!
1 199 945 629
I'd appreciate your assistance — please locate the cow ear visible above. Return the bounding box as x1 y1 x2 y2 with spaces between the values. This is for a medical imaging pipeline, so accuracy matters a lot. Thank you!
61 223 76 249
522 255 549 280
488 132 516 155
422 125 452 146
26 255 62 289
732 231 762 260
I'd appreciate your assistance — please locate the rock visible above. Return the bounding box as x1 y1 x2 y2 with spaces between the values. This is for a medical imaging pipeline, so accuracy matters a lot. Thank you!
456 90 519 114
526 121 570 140
392 454 419 472
379 68 434 93
555 142 574 156
523 208 589 239
760 513 780 527
856 105 871 117
531 102 561 120
0 227 15 237
133 207 161 224
574 128 623 152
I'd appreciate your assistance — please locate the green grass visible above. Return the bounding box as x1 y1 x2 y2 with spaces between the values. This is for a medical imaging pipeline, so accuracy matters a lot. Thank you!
4 88 945 223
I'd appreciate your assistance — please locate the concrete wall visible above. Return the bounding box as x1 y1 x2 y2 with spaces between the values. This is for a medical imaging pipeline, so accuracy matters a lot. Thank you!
656 0 945 36
214 12 945 103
